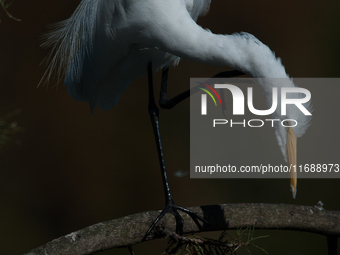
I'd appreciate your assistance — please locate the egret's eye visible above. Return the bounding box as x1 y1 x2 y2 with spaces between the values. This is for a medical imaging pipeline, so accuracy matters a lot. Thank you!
283 121 292 132
283 120 290 126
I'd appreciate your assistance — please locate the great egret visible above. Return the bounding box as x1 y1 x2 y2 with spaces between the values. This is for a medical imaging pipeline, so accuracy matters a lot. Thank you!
41 0 312 240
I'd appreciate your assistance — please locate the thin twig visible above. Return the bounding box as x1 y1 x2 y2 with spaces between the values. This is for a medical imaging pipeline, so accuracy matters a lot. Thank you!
0 0 21 22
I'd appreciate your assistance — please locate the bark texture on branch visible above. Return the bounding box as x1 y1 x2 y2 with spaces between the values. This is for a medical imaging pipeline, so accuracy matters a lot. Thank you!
24 203 340 255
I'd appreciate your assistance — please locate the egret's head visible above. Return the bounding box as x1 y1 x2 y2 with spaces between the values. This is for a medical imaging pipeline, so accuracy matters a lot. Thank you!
264 79 313 198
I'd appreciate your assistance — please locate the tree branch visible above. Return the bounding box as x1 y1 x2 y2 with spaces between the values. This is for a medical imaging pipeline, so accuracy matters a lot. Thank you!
24 203 340 255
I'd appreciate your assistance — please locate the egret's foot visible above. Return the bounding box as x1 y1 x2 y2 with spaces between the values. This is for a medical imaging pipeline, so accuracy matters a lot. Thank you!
142 201 208 242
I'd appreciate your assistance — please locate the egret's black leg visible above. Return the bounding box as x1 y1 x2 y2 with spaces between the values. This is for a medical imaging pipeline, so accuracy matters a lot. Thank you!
142 62 207 242
143 65 243 242
159 67 244 109
147 62 173 206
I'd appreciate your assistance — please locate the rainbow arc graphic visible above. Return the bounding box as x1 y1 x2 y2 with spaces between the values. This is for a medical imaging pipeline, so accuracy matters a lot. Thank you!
197 82 223 106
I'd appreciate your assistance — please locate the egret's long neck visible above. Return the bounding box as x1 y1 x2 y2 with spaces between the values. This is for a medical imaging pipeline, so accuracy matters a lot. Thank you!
172 28 296 121
177 30 289 80
216 33 288 79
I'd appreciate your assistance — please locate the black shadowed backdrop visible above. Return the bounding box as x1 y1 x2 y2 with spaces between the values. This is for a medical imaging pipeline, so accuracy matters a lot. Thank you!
0 1 339 254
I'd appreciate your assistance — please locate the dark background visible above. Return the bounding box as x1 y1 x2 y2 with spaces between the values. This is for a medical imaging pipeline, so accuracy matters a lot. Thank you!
1 1 339 254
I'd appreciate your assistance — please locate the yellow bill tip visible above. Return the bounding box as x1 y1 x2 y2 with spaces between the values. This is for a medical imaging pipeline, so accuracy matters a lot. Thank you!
286 127 297 199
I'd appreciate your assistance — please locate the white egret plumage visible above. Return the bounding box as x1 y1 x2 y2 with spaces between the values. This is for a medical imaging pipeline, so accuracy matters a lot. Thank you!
41 0 312 239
